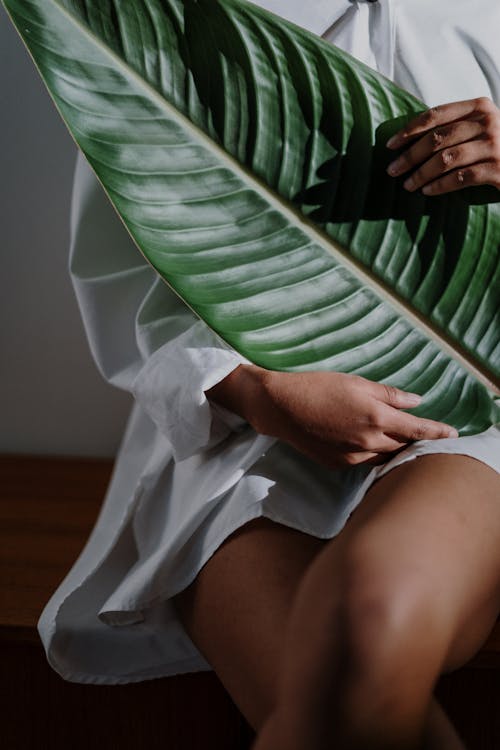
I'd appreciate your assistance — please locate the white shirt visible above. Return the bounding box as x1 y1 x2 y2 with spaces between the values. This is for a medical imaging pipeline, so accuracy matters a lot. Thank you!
38 0 500 684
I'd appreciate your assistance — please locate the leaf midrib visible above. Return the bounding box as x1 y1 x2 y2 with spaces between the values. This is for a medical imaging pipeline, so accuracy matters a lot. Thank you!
14 0 499 393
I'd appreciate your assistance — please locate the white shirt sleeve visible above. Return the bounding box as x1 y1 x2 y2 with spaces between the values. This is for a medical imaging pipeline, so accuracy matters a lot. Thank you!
130 320 251 461
67 1 382 464
70 0 500 463
69 151 250 461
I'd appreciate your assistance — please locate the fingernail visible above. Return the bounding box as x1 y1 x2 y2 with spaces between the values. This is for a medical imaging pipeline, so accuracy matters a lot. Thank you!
447 427 459 438
403 176 415 191
405 393 422 405
386 135 400 148
386 159 401 176
421 184 432 195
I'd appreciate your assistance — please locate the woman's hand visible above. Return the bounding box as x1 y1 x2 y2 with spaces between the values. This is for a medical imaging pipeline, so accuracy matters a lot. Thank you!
386 96 500 196
206 365 458 470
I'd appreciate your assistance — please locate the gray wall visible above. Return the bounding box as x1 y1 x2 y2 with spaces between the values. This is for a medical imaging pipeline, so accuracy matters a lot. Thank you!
0 6 131 457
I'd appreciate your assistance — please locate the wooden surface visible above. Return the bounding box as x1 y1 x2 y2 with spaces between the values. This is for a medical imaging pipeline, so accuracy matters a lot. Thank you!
0 454 112 642
0 454 255 750
0 453 499 749
1 453 498 659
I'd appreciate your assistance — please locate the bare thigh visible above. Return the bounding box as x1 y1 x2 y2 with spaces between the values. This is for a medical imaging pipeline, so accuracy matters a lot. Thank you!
248 454 500 750
172 516 328 730
258 454 500 750
340 454 500 674
173 454 500 735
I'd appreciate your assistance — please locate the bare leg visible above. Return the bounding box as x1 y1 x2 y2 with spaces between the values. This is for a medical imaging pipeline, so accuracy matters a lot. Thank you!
421 700 466 750
172 516 328 730
253 455 500 750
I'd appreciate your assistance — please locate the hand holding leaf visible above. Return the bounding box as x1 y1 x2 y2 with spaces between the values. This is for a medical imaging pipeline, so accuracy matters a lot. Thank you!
2 0 499 436
207 366 458 470
386 97 500 195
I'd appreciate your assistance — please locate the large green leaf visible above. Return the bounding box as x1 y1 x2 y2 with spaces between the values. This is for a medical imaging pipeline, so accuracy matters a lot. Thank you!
4 0 500 433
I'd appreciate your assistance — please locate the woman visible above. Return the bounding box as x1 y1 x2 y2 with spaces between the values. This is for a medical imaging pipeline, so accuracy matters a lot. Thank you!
178 102 500 749
171 6 500 750
37 1 499 748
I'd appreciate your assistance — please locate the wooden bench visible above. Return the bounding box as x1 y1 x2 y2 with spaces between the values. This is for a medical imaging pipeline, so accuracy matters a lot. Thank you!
1 455 498 749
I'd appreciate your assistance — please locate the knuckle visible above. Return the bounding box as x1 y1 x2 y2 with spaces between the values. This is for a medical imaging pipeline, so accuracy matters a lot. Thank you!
368 405 385 431
352 374 368 387
439 148 456 168
352 430 372 451
422 107 439 126
397 150 411 169
455 168 471 185
351 376 370 396
409 423 428 441
485 119 500 149
482 113 500 142
383 384 399 407
430 128 445 149
483 112 496 129
475 96 495 113
470 165 487 185
359 433 375 451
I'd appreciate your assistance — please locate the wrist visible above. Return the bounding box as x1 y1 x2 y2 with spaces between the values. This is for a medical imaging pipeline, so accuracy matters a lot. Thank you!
205 363 274 432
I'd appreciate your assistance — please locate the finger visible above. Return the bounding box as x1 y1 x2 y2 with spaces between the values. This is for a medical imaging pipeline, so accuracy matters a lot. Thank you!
421 161 500 196
385 412 458 442
386 98 492 150
340 451 382 467
386 119 484 178
363 450 406 466
371 435 409 453
401 139 494 192
344 430 408 454
370 382 423 410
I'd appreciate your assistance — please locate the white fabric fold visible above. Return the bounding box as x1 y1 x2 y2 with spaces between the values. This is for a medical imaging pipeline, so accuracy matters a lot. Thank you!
131 321 250 461
37 0 500 686
69 152 253 459
393 0 500 106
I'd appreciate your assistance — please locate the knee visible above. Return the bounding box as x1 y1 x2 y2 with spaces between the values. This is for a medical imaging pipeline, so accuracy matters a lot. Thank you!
334 535 448 693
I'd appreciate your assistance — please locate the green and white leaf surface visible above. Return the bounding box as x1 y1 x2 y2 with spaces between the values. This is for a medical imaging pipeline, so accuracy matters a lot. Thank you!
4 0 500 433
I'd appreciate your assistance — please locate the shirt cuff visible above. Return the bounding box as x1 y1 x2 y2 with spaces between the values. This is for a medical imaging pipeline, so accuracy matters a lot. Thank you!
131 321 252 461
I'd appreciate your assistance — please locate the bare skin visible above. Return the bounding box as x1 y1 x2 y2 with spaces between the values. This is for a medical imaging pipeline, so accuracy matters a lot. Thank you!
173 454 500 749
173 516 327 730
173 362 500 747
386 96 500 194
208 365 458 469
251 454 500 750
172 98 500 748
